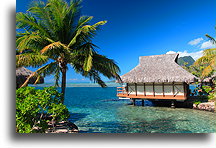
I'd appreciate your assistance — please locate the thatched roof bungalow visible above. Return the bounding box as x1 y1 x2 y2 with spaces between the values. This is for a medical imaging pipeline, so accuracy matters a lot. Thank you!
117 54 198 101
16 67 44 88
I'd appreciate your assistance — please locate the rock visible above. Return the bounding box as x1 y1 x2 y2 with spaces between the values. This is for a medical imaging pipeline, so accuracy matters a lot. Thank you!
45 120 79 133
193 102 215 112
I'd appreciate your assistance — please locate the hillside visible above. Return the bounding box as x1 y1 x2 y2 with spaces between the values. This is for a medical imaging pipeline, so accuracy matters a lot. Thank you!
177 56 195 67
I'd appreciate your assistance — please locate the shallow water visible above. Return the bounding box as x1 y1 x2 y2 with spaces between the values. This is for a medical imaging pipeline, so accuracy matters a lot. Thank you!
63 87 216 133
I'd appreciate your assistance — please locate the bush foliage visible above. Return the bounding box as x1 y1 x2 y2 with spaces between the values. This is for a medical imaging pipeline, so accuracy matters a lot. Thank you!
16 87 70 133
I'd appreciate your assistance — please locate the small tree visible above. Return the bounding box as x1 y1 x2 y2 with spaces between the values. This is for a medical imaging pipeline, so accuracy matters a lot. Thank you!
16 87 70 133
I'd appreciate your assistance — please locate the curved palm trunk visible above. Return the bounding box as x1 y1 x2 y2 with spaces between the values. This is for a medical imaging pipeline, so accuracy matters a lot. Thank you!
58 57 67 103
61 67 67 103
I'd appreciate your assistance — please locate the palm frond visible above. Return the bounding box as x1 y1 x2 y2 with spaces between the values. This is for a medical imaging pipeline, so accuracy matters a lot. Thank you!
67 29 82 47
68 20 107 47
83 49 93 72
16 12 50 37
45 0 67 28
93 54 121 82
36 62 59 77
27 1 55 36
206 34 216 44
41 41 71 56
77 16 93 28
87 70 107 87
16 32 43 52
16 54 49 68
92 21 107 29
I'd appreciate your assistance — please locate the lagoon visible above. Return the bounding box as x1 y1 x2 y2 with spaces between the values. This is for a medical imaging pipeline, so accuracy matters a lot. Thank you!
61 86 216 133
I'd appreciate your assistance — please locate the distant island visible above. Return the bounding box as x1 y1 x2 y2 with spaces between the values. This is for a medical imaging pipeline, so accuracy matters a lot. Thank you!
177 56 195 66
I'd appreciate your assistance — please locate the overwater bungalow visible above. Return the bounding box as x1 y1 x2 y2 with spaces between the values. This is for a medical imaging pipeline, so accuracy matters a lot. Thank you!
117 54 198 106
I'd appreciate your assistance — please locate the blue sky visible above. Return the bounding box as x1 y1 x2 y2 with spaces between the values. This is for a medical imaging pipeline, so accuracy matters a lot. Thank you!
16 0 216 83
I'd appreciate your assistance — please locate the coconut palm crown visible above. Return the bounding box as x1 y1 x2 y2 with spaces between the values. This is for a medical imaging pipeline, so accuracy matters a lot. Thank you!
16 0 121 102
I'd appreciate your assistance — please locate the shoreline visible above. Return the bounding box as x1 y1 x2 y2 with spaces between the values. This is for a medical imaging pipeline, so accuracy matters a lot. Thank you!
45 120 79 133
193 101 215 112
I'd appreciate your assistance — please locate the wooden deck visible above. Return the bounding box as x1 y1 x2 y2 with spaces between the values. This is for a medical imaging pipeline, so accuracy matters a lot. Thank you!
117 87 187 100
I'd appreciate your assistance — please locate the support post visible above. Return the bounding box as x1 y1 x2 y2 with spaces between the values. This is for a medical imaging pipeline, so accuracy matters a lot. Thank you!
183 82 188 98
172 82 175 97
135 83 137 96
162 83 165 97
171 100 175 108
141 100 144 106
126 83 129 96
153 82 155 97
143 83 146 96
132 98 136 106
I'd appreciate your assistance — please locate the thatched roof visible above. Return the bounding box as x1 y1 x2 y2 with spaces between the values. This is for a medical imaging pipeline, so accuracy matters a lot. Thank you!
120 54 198 83
16 67 44 88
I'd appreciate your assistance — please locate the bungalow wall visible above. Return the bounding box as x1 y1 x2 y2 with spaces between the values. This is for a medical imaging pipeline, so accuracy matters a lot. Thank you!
127 83 185 96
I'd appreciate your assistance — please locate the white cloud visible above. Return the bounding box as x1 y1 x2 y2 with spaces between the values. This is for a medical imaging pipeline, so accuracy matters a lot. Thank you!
166 50 203 60
200 41 215 49
188 38 203 46
69 78 78 81
166 51 176 54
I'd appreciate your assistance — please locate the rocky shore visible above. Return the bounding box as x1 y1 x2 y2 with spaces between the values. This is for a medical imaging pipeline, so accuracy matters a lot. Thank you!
46 120 79 133
193 102 215 112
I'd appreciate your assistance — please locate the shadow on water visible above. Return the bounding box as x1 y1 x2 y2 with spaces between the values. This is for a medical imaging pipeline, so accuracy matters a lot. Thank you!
68 113 89 123
133 100 193 108
101 99 121 102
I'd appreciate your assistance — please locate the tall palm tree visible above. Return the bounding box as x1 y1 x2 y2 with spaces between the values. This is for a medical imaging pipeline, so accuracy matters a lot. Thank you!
16 0 121 102
194 34 216 79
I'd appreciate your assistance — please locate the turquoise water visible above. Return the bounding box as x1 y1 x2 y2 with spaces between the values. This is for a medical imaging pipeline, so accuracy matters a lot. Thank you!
62 87 216 133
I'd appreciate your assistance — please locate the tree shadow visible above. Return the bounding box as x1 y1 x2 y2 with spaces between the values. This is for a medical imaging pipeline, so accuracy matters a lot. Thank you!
68 113 89 123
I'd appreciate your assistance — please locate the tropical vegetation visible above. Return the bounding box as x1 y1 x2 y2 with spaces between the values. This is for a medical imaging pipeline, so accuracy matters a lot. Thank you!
194 48 215 79
182 33 215 80
16 0 121 102
16 87 70 133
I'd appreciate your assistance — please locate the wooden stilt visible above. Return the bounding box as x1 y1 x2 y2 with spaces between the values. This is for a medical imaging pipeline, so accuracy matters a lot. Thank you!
143 83 146 96
162 83 165 97
132 98 136 106
141 100 144 106
153 83 155 96
135 83 137 96
171 100 175 108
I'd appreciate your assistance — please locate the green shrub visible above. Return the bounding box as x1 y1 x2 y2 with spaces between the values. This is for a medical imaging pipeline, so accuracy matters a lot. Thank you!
202 86 212 94
193 101 201 105
16 87 70 133
208 92 216 101
202 85 215 101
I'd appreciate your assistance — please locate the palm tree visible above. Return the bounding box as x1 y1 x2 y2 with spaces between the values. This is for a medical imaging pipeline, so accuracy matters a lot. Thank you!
194 34 216 79
16 0 121 102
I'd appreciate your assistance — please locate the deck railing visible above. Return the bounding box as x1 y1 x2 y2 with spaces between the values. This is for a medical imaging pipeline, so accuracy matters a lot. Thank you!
116 86 186 100
117 87 127 95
